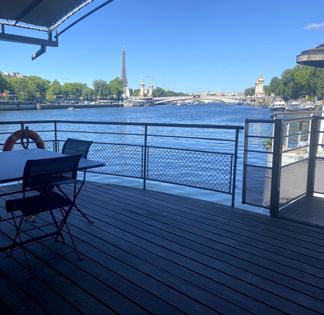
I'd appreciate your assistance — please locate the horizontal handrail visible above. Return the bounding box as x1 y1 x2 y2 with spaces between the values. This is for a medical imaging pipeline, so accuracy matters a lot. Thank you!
0 120 243 130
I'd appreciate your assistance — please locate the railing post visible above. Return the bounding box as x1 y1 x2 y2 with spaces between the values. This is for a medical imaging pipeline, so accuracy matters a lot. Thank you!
54 121 58 152
143 125 148 190
231 128 240 207
270 119 283 216
242 121 249 205
307 116 320 196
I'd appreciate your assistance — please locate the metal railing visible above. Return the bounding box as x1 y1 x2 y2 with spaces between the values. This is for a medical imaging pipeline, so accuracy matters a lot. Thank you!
0 120 243 207
243 115 319 215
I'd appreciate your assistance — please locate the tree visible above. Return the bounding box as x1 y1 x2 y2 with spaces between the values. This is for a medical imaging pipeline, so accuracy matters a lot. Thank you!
46 80 63 101
29 76 50 101
0 73 8 93
269 77 281 95
108 77 124 101
93 80 110 99
7 77 35 101
265 65 324 101
264 85 271 96
152 87 186 97
81 86 94 100
244 87 255 96
62 82 89 100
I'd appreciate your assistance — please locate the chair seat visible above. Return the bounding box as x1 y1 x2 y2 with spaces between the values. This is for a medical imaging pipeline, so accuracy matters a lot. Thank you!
6 191 72 216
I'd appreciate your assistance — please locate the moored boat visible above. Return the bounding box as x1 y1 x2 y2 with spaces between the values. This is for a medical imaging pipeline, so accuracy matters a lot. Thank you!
270 99 286 111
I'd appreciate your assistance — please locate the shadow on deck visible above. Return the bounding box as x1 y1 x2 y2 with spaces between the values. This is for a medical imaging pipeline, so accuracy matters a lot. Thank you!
279 195 324 228
0 182 324 314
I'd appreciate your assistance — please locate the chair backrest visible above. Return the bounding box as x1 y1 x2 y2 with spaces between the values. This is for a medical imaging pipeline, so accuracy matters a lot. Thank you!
62 138 93 159
22 154 82 192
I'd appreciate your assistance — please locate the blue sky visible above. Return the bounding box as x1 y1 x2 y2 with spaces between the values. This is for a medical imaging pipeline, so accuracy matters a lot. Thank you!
1 0 324 92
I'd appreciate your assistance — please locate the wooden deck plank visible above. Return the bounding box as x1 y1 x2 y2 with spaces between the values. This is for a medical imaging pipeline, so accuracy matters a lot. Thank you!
104 183 324 238
91 185 324 263
0 271 47 315
72 194 324 299
1 182 324 314
98 185 324 261
279 195 324 227
70 195 324 314
79 185 324 278
0 251 82 315
97 183 324 246
67 216 262 315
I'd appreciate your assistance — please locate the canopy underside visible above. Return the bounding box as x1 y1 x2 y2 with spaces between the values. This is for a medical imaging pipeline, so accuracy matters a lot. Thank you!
0 0 93 31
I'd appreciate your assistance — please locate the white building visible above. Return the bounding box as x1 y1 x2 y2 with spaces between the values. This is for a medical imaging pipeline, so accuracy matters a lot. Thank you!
255 75 265 97
139 80 153 98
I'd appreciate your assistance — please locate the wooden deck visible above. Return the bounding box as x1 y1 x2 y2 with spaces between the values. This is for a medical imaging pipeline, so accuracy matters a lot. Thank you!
1 182 324 314
280 195 324 227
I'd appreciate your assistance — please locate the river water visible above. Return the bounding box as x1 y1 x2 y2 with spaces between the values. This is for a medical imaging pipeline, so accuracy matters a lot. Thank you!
0 103 273 212
0 102 271 125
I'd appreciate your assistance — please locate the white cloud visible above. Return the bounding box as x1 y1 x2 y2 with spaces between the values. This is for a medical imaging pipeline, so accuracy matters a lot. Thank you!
305 22 324 30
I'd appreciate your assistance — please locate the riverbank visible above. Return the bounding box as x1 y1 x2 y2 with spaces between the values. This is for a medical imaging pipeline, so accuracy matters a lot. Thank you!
0 102 122 111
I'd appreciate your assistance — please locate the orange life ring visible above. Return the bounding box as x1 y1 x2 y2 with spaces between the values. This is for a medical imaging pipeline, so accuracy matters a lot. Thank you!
3 128 45 151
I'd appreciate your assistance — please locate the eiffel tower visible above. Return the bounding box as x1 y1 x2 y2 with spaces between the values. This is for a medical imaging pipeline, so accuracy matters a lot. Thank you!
121 48 128 88
121 49 130 98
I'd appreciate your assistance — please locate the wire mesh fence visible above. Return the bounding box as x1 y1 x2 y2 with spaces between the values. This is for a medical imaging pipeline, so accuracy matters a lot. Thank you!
0 120 242 206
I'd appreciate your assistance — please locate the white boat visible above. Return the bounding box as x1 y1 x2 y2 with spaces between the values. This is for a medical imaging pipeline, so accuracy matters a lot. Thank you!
286 101 303 111
271 100 286 111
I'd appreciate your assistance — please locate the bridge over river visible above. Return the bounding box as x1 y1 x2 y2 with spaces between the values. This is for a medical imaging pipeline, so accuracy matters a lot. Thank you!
143 95 244 105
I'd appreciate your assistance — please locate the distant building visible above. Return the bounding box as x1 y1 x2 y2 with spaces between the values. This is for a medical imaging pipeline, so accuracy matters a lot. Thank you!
139 80 153 98
1 71 24 78
255 75 265 97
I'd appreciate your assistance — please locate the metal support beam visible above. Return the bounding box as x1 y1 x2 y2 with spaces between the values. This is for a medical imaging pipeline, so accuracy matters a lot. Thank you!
307 116 320 195
32 45 46 60
270 119 283 216
0 32 58 47
56 0 114 37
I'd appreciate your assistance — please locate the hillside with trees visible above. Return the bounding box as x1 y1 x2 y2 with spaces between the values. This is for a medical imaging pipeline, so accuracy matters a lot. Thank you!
245 66 324 101
0 74 124 103
0 72 186 103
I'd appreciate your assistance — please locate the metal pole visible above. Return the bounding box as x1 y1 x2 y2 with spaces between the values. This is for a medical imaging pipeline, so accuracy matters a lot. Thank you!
143 125 148 190
54 122 58 152
242 121 249 205
307 116 320 196
231 128 240 207
270 119 283 216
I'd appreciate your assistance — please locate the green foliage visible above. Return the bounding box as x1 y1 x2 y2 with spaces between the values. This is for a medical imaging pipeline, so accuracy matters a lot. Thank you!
263 85 271 96
268 65 324 100
6 76 49 101
153 87 186 97
0 73 8 93
62 82 89 99
1 71 186 103
263 139 272 151
108 77 124 100
46 80 63 101
93 80 110 99
244 87 255 96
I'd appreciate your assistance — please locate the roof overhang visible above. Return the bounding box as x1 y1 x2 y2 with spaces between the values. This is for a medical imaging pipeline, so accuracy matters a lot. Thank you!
0 0 114 59
297 44 324 68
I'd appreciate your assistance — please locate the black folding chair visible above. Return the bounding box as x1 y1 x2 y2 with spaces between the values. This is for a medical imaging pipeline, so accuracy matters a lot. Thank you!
61 138 93 223
5 154 82 272
62 138 93 158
